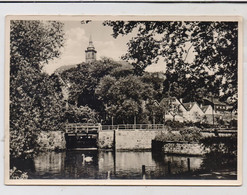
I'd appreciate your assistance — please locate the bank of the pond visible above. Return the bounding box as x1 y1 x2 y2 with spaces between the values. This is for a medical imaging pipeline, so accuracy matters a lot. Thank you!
152 141 208 156
152 135 237 156
36 131 66 151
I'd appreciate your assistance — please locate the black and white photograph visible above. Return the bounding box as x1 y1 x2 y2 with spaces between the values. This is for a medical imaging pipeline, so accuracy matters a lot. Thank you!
5 15 242 185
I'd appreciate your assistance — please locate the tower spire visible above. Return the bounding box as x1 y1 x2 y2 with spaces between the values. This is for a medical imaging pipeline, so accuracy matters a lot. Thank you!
85 35 97 63
88 35 94 48
89 34 92 43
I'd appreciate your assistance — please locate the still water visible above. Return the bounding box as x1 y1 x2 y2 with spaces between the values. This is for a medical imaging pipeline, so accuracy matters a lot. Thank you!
12 150 237 179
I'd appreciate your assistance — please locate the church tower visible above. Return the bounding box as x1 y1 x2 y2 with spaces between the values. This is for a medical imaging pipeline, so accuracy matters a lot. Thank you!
85 35 97 63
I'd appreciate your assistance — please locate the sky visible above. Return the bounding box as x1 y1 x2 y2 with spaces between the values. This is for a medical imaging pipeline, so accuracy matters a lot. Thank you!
43 20 195 74
43 20 170 74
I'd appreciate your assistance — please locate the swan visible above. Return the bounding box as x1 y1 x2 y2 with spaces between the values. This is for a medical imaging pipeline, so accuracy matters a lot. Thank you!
82 154 93 163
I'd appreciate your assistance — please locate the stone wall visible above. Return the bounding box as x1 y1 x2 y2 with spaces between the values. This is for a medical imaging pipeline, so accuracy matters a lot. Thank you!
98 130 114 149
36 131 66 151
115 130 167 150
163 142 208 155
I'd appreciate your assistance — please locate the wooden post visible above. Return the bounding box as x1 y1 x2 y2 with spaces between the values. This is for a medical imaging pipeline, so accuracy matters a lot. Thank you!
113 131 116 175
142 165 146 179
134 116 136 129
107 171 111 179
153 115 156 126
168 161 171 175
187 158 190 172
111 116 114 130
75 167 78 179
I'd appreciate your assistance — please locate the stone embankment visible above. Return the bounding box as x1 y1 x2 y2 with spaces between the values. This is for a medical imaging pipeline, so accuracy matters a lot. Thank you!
36 131 66 151
36 128 236 154
98 129 168 150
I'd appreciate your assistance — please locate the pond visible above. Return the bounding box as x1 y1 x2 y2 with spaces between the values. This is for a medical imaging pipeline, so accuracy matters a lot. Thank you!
10 150 237 180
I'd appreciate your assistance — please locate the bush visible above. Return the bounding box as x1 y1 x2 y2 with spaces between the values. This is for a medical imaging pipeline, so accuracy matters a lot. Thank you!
199 135 237 171
9 167 28 179
154 127 202 143
179 127 202 142
164 120 184 129
197 123 215 128
65 104 99 123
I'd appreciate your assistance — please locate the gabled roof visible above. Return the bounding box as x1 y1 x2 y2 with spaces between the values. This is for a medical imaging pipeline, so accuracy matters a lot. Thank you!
203 97 226 106
183 102 203 112
201 105 210 113
183 102 194 111
160 97 187 111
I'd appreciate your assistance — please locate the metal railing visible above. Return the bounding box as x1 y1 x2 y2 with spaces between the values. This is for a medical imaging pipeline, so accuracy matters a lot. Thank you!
65 123 101 134
66 123 166 133
101 124 165 131
65 123 236 134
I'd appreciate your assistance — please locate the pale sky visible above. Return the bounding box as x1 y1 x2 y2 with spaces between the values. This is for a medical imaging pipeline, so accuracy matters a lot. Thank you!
43 20 194 74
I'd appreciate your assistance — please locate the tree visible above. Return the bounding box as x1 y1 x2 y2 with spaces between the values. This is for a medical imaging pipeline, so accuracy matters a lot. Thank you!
10 20 65 158
65 104 99 123
160 97 183 122
61 58 122 108
104 20 238 104
60 58 138 123
96 75 155 124
141 72 166 102
10 20 64 75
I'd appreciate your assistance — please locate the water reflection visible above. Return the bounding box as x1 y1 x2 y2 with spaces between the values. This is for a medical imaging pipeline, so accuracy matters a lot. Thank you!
34 152 65 177
28 150 206 179
10 149 236 179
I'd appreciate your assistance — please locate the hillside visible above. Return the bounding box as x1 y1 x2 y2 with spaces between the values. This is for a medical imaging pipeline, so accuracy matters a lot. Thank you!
54 64 78 73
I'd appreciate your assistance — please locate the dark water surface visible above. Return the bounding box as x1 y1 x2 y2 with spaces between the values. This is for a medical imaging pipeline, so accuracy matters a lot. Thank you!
11 150 237 180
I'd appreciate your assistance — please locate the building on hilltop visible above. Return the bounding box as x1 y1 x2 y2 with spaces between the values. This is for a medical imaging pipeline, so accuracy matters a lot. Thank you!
85 35 97 63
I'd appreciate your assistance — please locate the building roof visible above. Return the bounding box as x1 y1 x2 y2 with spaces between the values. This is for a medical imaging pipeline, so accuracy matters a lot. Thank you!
201 105 210 113
160 97 179 108
203 97 226 106
86 35 97 52
160 97 189 111
183 102 195 111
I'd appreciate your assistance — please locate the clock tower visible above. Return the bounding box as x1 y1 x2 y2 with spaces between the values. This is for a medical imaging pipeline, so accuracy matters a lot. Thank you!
85 35 97 63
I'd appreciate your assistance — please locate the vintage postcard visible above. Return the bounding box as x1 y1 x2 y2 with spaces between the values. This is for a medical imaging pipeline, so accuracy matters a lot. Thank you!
5 15 242 185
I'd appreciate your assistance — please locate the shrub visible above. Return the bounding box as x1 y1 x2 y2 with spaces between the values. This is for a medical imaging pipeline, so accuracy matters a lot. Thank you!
179 127 202 142
9 167 28 179
155 127 202 143
155 131 182 142
164 120 184 129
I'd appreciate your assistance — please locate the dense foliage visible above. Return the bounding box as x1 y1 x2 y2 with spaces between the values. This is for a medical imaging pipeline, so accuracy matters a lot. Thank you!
65 104 99 123
9 167 28 179
154 127 202 143
10 20 65 158
200 135 237 171
61 59 166 124
104 21 238 105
